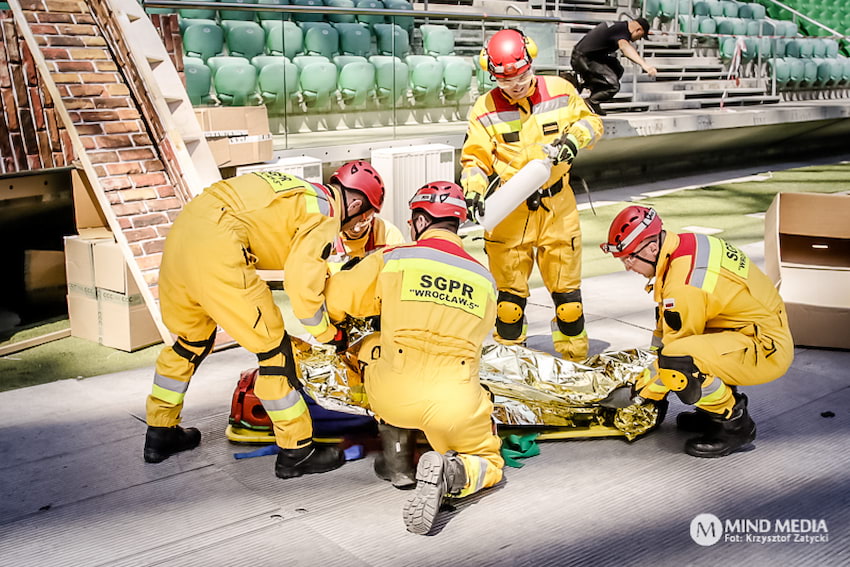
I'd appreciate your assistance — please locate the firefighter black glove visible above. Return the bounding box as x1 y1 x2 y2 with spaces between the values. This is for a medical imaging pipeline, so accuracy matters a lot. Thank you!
465 192 485 224
599 385 640 409
552 132 579 166
324 327 348 353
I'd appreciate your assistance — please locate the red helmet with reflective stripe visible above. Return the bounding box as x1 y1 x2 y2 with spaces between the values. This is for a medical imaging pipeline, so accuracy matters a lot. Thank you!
600 205 663 258
330 160 385 212
485 29 534 78
409 181 468 223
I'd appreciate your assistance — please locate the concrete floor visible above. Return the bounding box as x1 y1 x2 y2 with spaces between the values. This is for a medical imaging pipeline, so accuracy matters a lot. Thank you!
1 201 848 564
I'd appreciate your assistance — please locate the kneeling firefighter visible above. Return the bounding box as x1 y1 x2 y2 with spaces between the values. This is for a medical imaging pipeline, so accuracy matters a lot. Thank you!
599 205 794 457
144 160 385 479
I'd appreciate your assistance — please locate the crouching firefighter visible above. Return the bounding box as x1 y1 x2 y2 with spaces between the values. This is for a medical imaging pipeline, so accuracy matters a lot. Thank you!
325 181 505 534
144 161 386 478
599 205 794 457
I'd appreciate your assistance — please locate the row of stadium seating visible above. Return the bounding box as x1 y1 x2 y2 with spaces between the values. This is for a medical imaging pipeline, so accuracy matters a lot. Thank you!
185 52 487 109
768 55 850 88
757 0 850 38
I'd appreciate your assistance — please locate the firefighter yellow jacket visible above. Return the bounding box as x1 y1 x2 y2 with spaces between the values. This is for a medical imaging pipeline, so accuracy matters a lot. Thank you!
460 74 603 197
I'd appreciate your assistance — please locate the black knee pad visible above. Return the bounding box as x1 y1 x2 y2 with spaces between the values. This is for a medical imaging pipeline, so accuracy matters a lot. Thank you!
172 329 216 370
257 332 302 390
552 290 585 337
496 291 526 341
657 352 706 405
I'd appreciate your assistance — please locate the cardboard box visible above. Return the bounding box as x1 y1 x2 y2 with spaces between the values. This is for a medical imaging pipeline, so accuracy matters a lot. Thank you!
195 106 273 167
71 169 111 238
64 235 112 288
764 192 850 349
93 240 141 295
97 289 161 352
25 250 67 303
67 285 99 343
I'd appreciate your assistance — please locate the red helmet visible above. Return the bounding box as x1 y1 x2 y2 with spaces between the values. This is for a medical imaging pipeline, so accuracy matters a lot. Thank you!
330 160 385 212
600 205 662 258
484 29 536 78
409 181 468 223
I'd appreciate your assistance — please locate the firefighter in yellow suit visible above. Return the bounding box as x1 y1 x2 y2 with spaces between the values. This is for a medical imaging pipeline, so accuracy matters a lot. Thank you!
144 160 387 479
461 28 603 361
599 205 794 458
325 182 503 535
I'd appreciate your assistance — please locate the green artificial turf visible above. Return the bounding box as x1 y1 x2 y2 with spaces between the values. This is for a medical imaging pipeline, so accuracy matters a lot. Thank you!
1 161 848 392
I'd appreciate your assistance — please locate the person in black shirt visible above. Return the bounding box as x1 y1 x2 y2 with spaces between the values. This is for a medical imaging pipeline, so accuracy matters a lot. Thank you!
570 18 657 115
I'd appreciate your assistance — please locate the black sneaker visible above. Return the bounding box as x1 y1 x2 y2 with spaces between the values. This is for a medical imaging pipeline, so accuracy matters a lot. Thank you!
144 425 201 463
275 443 345 479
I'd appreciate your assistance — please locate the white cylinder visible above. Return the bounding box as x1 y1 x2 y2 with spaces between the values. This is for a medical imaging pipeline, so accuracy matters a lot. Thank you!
478 158 553 232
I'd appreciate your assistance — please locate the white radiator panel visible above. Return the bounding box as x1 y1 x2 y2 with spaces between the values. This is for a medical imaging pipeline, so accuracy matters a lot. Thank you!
235 156 323 183
370 144 455 228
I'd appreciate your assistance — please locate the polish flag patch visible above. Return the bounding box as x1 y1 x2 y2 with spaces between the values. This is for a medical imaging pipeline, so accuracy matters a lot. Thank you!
663 298 676 310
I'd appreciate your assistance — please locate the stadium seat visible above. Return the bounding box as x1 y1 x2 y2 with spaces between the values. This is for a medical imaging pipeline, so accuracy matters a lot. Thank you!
421 24 455 56
785 39 813 58
406 55 443 106
720 0 738 17
179 1 219 20
179 18 217 34
373 23 409 57
183 22 225 62
291 0 324 23
258 60 301 109
768 57 790 88
207 55 253 77
355 0 385 30
810 39 827 59
334 22 374 57
252 54 290 69
226 22 266 59
294 54 331 71
643 0 662 19
476 66 496 93
326 0 357 23
257 0 290 21
337 59 376 107
823 39 839 58
220 0 259 22
799 58 818 87
738 3 766 20
370 55 408 104
298 60 339 109
304 24 340 58
678 15 699 34
785 56 804 87
815 58 842 87
214 63 260 105
266 20 304 58
659 0 692 21
382 0 414 35
438 55 473 103
183 57 214 105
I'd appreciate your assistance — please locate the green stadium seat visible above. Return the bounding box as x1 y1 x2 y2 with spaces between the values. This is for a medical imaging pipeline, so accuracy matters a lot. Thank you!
252 54 290 69
258 60 300 109
221 19 258 37
304 24 340 58
785 56 804 87
298 60 339 109
406 55 443 106
768 57 790 88
220 0 259 22
183 57 214 105
644 0 662 19
438 55 473 104
720 0 738 17
291 0 324 23
179 1 219 21
738 3 766 20
382 0 414 35
294 54 331 71
207 55 253 77
700 0 724 17
369 55 408 104
476 66 496 93
226 22 266 59
337 59 376 107
823 39 839 58
373 23 409 57
785 39 813 58
814 58 842 86
799 58 818 87
810 39 827 59
678 15 700 34
839 57 850 86
183 22 225 62
326 0 357 23
659 0 692 21
179 18 217 34
355 0 385 30
698 16 717 34
266 20 304 58
258 0 290 21
421 24 455 56
214 63 260 105
334 22 374 56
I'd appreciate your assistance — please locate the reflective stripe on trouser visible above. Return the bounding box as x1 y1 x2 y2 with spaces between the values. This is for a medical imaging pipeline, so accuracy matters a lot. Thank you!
659 329 793 413
255 334 312 448
365 352 504 496
484 190 581 298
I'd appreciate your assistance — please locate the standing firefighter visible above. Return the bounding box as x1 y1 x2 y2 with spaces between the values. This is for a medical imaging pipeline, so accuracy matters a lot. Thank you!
325 182 504 535
599 206 794 457
462 28 603 361
143 160 385 479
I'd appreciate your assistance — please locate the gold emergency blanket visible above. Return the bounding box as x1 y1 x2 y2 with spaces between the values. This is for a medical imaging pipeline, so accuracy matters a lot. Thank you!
292 335 662 441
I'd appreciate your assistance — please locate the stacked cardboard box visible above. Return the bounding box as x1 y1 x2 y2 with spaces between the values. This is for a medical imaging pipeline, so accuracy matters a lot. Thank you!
194 106 273 168
64 236 162 352
764 192 850 349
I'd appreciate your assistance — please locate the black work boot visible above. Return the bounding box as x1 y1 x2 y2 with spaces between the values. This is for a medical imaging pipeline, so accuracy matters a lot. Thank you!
403 450 466 535
144 425 201 463
685 394 756 458
374 423 417 489
275 443 345 479
676 408 720 433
